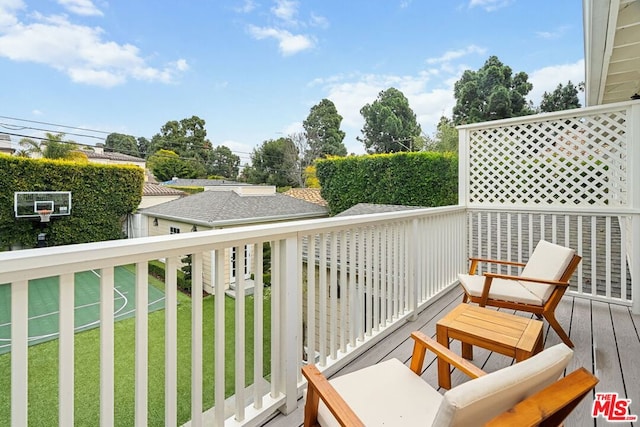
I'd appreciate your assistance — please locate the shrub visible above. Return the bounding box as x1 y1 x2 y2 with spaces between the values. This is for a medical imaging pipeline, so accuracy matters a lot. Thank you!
316 152 458 215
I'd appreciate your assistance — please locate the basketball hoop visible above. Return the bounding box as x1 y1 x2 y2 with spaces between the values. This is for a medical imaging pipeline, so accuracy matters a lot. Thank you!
37 209 52 223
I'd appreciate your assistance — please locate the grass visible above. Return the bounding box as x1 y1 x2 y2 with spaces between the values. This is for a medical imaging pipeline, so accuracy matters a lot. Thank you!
0 269 272 426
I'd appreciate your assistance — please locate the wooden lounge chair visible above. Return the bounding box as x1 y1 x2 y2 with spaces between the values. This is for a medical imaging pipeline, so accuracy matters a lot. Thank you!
458 240 582 347
302 331 598 427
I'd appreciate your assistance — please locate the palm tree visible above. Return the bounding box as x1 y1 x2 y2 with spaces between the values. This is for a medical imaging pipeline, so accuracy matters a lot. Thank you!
19 133 79 160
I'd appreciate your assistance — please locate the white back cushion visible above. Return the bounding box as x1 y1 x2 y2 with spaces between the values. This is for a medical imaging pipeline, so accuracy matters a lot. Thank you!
433 343 573 427
520 240 575 301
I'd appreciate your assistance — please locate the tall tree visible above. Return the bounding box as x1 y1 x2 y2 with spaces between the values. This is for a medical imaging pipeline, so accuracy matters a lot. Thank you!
208 145 240 179
245 137 299 187
147 149 202 181
105 133 140 157
453 56 534 125
425 116 459 153
303 99 347 160
358 87 422 153
539 81 581 112
148 116 213 170
137 137 151 158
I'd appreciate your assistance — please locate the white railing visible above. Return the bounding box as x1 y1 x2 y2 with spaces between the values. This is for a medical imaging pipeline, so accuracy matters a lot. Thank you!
467 207 634 304
0 205 466 427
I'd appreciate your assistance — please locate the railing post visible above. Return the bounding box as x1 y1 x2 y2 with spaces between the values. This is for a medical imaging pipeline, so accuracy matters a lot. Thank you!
629 102 640 314
409 219 419 321
278 236 300 414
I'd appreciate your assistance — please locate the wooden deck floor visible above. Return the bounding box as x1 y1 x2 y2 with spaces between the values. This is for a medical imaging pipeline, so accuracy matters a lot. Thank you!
264 288 640 427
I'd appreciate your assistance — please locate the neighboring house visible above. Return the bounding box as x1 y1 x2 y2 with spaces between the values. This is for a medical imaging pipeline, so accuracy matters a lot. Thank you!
284 188 328 207
141 185 329 293
140 183 186 209
161 178 244 190
0 134 15 155
80 143 146 169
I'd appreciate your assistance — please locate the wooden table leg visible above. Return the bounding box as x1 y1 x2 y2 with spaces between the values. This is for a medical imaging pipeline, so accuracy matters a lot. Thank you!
436 323 451 389
461 341 473 360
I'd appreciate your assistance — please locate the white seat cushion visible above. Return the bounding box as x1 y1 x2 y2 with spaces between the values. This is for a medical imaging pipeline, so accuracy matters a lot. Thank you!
458 273 544 306
317 358 442 426
520 240 575 302
433 343 573 426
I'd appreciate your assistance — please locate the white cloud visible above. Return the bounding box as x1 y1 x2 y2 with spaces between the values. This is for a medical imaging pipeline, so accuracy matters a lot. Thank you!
235 0 257 13
528 59 585 106
248 25 314 56
468 0 512 12
0 9 188 87
427 45 486 64
310 13 329 29
0 0 24 27
57 0 103 17
271 0 299 25
282 121 303 136
536 25 570 40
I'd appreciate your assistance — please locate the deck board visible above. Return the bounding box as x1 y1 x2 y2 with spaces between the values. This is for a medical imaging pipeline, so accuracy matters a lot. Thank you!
263 288 639 427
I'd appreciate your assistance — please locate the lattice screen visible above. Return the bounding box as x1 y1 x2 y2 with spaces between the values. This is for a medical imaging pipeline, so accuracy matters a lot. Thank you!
467 109 628 207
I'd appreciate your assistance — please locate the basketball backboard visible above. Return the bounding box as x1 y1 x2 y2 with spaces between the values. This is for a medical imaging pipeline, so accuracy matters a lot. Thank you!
14 191 72 218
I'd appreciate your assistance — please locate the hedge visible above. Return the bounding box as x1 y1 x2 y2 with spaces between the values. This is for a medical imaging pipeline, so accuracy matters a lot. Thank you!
316 152 458 215
0 154 144 250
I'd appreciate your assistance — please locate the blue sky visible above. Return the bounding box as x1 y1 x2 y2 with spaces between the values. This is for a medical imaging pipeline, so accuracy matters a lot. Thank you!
0 0 585 166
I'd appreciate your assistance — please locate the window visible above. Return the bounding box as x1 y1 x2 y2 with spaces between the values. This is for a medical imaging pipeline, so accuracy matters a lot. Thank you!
170 226 180 234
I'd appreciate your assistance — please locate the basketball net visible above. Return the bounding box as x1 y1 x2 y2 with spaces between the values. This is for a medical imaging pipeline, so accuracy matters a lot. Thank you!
38 209 52 223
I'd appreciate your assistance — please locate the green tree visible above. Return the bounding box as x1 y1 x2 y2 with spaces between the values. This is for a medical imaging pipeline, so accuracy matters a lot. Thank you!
539 81 581 112
208 145 240 179
148 116 212 175
303 99 347 160
147 149 201 182
105 133 140 157
453 56 534 124
358 87 422 153
19 132 79 160
425 117 459 153
245 137 299 187
137 137 151 158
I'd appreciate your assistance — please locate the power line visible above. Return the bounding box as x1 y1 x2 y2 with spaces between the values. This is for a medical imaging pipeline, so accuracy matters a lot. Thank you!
0 122 105 141
0 115 111 135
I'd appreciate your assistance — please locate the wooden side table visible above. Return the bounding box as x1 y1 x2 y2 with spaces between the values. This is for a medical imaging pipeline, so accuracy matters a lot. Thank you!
436 303 544 389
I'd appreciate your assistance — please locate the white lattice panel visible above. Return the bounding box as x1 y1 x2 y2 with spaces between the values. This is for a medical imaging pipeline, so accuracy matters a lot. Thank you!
467 109 628 207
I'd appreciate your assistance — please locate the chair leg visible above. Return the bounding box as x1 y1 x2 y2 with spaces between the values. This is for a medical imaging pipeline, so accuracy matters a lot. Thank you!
544 312 574 348
462 293 468 303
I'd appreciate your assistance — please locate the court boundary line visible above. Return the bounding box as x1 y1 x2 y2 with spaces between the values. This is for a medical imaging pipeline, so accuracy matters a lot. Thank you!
0 267 166 349
0 296 165 349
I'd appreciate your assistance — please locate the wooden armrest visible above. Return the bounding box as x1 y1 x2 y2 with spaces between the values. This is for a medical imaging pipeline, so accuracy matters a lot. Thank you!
484 272 570 287
301 364 364 427
485 368 598 426
468 257 526 274
410 331 486 379
469 257 527 267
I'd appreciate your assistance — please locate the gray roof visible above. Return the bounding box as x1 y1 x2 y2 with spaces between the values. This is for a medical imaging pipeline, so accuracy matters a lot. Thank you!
82 150 145 162
141 190 328 226
162 178 243 186
143 183 186 196
336 203 424 216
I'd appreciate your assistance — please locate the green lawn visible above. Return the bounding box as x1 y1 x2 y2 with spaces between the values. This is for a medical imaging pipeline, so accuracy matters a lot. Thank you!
0 271 272 426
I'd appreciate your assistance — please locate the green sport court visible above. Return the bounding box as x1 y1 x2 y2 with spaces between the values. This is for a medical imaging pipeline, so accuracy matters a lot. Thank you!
0 266 165 355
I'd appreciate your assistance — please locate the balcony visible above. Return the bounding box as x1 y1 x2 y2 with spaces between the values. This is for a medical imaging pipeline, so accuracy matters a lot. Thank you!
1 101 639 426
